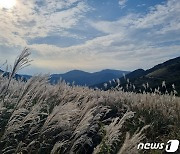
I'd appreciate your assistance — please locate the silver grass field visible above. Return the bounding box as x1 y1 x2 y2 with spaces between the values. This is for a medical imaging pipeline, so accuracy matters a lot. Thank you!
0 49 180 154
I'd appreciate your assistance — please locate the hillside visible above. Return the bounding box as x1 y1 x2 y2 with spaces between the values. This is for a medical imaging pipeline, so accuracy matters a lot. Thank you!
50 69 129 86
93 57 180 95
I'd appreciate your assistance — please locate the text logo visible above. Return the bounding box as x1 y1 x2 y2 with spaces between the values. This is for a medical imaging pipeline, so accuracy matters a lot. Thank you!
137 140 179 152
165 140 179 152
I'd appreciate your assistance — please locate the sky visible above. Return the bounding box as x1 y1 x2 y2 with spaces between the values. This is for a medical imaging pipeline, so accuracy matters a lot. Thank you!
0 0 180 75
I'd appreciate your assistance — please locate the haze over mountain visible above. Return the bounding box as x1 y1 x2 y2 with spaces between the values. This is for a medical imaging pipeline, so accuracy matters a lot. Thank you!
92 56 180 95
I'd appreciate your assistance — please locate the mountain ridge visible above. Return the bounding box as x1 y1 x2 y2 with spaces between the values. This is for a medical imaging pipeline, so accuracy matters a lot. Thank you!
0 68 130 86
50 69 130 86
92 56 180 95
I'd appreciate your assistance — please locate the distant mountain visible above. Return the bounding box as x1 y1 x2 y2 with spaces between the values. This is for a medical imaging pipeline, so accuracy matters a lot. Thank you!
92 56 180 95
0 69 3 73
50 69 130 86
0 69 31 81
0 68 129 86
91 69 145 88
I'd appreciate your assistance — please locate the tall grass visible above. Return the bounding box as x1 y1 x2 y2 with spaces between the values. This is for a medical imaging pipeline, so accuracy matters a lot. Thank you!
0 50 179 154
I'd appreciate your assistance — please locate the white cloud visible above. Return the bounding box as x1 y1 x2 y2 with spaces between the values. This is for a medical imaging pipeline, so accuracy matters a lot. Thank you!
24 0 179 73
31 0 180 71
89 0 180 49
0 0 180 74
0 0 89 47
119 0 128 8
135 0 180 30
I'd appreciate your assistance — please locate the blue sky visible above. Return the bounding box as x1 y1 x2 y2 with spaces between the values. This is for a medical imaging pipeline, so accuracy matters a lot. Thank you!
0 0 180 75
